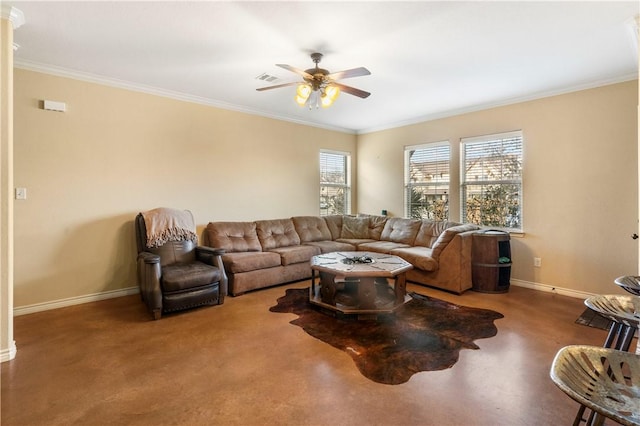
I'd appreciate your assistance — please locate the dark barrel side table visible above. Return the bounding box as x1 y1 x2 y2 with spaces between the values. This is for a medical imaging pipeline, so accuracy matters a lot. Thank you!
471 230 511 293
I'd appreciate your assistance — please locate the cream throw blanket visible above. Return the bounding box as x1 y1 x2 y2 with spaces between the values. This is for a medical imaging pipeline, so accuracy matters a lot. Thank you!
142 207 198 248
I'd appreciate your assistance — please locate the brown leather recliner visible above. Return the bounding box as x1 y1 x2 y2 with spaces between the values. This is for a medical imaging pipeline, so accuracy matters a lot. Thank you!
135 212 227 320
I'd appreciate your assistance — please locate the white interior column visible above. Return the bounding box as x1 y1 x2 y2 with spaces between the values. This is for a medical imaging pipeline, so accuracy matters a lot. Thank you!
0 5 24 363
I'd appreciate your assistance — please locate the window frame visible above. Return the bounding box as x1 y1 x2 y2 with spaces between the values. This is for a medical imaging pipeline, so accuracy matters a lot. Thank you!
319 149 351 216
404 141 451 220
460 130 523 232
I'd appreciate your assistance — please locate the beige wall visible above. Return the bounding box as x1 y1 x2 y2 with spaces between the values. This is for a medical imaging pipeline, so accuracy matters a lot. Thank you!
358 80 639 295
12 69 639 308
13 69 357 307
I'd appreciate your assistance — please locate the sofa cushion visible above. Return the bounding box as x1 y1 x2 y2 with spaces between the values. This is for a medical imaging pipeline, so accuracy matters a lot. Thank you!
340 216 370 239
303 240 356 253
391 246 438 271
431 224 480 259
323 215 343 240
359 214 388 239
358 241 411 254
380 217 422 245
269 245 320 265
414 221 460 248
206 222 261 253
161 261 223 292
221 252 281 274
336 238 376 246
256 219 301 250
292 216 332 242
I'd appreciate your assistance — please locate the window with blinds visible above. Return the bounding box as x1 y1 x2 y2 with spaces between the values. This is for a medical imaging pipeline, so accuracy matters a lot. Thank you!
404 142 450 220
461 131 523 231
320 150 351 216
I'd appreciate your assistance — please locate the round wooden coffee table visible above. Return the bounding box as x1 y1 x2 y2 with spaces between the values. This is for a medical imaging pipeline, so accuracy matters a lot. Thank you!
310 251 413 319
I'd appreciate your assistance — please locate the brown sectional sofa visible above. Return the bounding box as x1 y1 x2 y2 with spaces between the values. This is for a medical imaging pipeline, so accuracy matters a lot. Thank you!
204 215 479 296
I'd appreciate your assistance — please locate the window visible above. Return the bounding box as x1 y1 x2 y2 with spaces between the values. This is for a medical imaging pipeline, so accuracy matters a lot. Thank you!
404 142 450 220
320 150 351 216
461 131 523 231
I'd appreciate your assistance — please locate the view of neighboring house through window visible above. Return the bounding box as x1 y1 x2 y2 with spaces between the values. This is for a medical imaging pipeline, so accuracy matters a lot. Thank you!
404 142 450 220
320 150 351 216
461 131 523 231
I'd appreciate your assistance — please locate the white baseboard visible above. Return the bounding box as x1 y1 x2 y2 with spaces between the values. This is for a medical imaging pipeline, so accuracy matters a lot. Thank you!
10 279 594 318
13 286 140 316
510 279 596 300
1 340 17 362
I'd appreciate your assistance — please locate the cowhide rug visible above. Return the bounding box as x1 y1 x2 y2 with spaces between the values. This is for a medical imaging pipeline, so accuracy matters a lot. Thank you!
269 288 503 385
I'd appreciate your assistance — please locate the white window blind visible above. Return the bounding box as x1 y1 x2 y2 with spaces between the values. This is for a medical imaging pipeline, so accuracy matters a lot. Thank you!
320 150 351 216
404 142 450 220
461 131 523 231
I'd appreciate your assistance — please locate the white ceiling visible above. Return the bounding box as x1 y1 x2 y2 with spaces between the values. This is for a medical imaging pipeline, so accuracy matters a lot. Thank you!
8 1 640 134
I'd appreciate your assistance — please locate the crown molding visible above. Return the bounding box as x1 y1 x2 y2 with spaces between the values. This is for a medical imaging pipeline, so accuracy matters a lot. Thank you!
13 59 356 135
357 72 639 135
0 5 24 29
14 58 637 137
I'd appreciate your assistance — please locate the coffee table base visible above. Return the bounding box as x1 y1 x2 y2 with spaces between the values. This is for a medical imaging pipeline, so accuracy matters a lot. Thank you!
310 271 410 320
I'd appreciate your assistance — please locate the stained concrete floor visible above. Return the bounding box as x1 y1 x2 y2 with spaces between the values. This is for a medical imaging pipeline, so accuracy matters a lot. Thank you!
1 281 623 425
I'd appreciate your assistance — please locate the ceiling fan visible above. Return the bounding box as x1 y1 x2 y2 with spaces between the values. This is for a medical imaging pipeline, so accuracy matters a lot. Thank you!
256 52 371 108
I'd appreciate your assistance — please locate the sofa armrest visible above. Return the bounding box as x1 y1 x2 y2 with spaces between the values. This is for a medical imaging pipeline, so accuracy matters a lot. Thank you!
431 224 479 260
196 246 228 299
137 251 162 318
196 246 226 258
430 230 476 293
138 251 160 264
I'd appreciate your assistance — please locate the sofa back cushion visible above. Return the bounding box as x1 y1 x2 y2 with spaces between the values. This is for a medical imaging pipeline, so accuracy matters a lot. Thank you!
206 222 262 253
340 215 371 239
256 218 301 250
292 216 332 243
149 240 197 266
414 221 460 248
380 217 422 245
359 214 388 240
323 215 343 240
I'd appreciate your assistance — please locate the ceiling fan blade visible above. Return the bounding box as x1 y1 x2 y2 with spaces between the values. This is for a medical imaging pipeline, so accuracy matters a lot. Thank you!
327 67 371 81
333 82 371 99
276 64 314 79
256 82 299 91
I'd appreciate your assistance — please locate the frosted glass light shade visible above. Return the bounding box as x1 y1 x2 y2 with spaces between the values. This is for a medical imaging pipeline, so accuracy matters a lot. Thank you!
295 83 312 106
321 85 340 108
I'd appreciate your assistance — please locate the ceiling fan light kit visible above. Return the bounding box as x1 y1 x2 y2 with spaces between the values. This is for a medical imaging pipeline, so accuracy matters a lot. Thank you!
295 82 340 109
257 52 370 109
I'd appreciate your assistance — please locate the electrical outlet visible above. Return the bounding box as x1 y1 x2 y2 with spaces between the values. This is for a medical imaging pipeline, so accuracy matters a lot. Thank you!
534 257 541 268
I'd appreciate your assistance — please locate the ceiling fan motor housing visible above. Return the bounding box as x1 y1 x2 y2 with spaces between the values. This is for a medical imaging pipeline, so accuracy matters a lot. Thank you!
304 53 330 91
304 69 330 91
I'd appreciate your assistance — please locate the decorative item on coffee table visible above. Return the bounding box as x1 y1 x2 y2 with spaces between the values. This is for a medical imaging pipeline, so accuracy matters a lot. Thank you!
310 251 413 320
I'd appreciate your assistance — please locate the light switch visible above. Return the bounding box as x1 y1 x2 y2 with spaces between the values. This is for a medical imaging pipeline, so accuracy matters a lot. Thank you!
15 188 27 200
